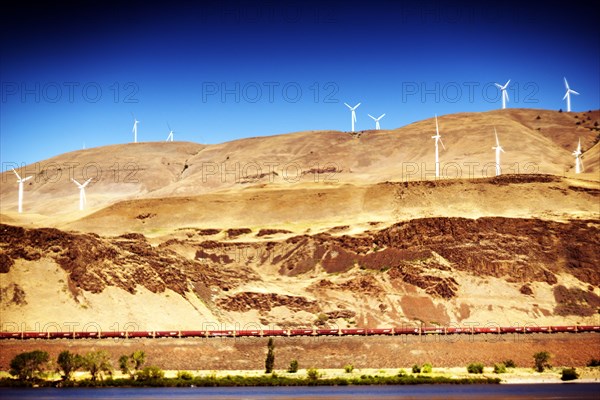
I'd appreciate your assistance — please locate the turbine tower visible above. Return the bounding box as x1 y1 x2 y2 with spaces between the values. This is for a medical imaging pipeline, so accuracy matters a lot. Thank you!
563 77 579 112
494 79 510 109
368 113 386 130
572 138 584 174
431 115 446 178
12 168 32 213
166 123 174 142
72 178 92 211
132 113 140 143
492 127 505 176
344 102 361 132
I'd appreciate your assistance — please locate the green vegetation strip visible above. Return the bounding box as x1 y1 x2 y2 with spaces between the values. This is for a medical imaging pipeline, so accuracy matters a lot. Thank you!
0 374 501 388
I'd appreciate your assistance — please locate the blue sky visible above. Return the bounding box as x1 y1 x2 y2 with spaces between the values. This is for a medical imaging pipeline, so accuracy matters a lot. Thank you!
1 0 599 167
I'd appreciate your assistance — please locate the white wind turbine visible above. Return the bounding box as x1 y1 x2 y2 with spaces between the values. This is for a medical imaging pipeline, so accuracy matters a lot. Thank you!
12 168 32 213
368 113 386 130
72 178 92 211
572 138 584 174
132 113 140 143
495 79 510 109
492 127 505 176
344 102 361 132
166 123 174 142
431 115 446 178
563 77 579 112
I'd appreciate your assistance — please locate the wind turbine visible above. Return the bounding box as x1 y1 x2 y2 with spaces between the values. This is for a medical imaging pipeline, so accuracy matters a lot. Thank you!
572 138 584 174
492 127 505 176
494 79 510 109
166 123 174 142
368 113 386 130
563 77 579 112
344 102 361 132
72 178 92 211
431 115 446 178
12 168 32 213
131 113 140 143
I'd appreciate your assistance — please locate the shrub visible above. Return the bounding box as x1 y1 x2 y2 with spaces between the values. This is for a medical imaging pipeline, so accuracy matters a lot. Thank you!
9 350 50 381
493 363 506 374
344 364 354 373
422 363 432 374
561 368 579 381
412 364 421 373
287 360 298 373
503 359 516 368
533 351 551 372
467 363 484 374
306 368 319 380
136 366 164 381
587 358 600 367
397 369 407 377
265 338 275 374
176 371 193 380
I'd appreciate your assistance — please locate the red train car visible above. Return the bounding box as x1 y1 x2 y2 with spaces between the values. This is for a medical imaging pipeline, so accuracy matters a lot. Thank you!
289 329 314 336
0 332 22 339
48 331 75 339
393 327 420 335
127 331 153 338
154 330 180 338
22 331 49 339
422 327 445 335
366 328 393 336
551 326 577 333
316 328 339 336
262 329 287 337
75 331 100 339
341 328 366 335
101 331 128 338
235 330 262 337
180 330 207 338
208 330 234 337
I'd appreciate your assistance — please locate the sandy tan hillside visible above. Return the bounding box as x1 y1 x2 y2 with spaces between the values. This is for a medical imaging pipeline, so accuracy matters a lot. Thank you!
0 109 598 220
0 109 599 333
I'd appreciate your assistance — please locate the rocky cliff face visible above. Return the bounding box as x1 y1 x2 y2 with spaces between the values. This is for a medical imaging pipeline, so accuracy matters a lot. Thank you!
2 216 599 329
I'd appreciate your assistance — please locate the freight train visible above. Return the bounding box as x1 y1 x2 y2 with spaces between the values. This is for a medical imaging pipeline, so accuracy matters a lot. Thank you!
0 325 599 340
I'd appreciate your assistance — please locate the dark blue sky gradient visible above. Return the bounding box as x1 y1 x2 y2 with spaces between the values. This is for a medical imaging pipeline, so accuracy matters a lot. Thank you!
1 0 599 166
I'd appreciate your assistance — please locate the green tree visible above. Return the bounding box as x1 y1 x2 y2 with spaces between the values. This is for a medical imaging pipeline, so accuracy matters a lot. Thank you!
83 350 113 381
57 350 83 381
493 363 507 374
265 338 275 373
9 350 50 381
288 359 298 373
533 351 551 372
422 363 432 373
344 364 354 373
412 364 421 373
119 350 146 379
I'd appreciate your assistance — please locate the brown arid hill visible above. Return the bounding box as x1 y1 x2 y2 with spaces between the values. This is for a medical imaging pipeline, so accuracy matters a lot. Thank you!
0 109 599 333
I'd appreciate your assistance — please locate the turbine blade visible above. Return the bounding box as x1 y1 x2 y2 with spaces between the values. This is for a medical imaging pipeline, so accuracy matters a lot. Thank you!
504 79 511 88
439 137 446 150
495 83 502 89
505 91 509 102
570 89 580 95
563 92 569 100
564 77 569 90
435 115 439 135
72 178 81 186
83 178 92 187
344 102 351 109
368 114 375 120
355 103 361 109
12 168 21 180
23 176 33 182
379 114 385 119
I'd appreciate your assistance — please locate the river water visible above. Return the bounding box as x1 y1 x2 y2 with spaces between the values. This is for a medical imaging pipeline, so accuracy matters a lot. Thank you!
0 384 599 399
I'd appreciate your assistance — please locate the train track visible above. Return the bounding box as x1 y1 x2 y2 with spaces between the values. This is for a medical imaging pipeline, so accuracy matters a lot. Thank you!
1 325 599 340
